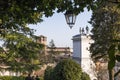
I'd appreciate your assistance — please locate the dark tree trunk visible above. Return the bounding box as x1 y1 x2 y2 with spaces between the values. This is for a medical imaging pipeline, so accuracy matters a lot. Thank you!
109 69 114 80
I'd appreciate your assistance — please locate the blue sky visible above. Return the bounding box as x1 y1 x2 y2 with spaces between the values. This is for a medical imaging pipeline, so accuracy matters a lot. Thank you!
29 9 92 48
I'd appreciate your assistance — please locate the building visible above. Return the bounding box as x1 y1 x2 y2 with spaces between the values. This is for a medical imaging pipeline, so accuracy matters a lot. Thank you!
38 35 72 56
72 32 97 80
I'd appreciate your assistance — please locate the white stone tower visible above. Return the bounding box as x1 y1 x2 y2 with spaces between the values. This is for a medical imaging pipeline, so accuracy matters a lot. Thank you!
72 28 97 80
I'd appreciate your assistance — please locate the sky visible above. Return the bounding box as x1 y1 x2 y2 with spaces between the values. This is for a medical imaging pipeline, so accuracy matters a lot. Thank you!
29 9 92 48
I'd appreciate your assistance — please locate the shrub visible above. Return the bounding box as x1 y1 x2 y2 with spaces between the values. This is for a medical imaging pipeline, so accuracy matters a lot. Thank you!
81 72 91 80
40 77 44 80
0 76 25 80
52 59 82 80
44 66 53 80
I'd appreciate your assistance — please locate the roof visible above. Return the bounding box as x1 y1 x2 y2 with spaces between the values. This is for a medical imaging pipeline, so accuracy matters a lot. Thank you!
39 35 47 38
72 34 91 41
73 34 80 37
73 34 87 38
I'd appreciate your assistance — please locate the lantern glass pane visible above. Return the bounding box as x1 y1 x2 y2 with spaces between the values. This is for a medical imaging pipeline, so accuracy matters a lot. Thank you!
73 14 76 24
65 11 77 29
69 14 73 24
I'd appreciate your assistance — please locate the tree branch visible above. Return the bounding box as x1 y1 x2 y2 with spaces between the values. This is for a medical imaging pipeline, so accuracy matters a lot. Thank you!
107 0 120 4
114 69 120 77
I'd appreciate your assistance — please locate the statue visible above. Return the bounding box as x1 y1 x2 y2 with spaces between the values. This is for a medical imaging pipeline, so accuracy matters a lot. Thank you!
82 28 84 34
86 26 89 34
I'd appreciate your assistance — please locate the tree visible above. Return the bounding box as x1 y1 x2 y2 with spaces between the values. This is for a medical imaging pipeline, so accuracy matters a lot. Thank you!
44 66 53 80
0 0 120 42
1 0 120 76
51 59 82 80
49 39 58 55
38 39 57 64
81 72 90 80
0 0 114 41
49 39 56 53
47 39 57 63
0 34 44 74
89 1 120 80
49 39 55 46
0 0 45 73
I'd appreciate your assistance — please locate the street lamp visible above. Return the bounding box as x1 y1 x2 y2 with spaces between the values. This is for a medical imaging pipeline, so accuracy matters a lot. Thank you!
64 10 77 29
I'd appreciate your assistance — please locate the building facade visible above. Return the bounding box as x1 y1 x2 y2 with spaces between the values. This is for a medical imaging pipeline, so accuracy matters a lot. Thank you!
38 35 72 55
72 33 97 80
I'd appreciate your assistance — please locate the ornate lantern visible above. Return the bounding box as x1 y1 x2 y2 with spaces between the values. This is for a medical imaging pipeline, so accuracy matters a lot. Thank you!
64 10 77 29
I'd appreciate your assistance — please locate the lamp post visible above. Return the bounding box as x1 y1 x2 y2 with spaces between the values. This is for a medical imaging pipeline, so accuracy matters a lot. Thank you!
64 10 77 29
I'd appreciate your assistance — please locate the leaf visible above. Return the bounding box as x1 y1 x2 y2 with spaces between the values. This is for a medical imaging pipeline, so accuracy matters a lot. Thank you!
118 44 120 51
108 60 115 70
108 45 116 60
108 45 116 70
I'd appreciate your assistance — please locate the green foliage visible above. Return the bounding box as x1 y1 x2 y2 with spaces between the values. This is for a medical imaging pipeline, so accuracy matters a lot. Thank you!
90 1 120 61
0 34 44 73
0 76 43 80
81 72 90 80
44 66 53 80
0 76 25 80
0 0 107 39
1 0 120 77
0 0 109 78
89 1 120 79
0 0 100 26
40 77 44 80
51 59 82 80
108 45 116 70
